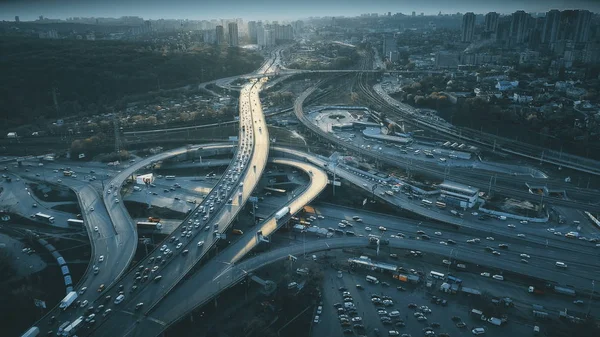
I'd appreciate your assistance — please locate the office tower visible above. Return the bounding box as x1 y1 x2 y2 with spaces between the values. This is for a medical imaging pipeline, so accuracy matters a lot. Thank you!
509 10 530 45
412 11 416 17
248 21 258 43
484 12 499 33
215 25 225 45
542 9 561 43
461 12 476 43
15 16 20 23
228 22 239 46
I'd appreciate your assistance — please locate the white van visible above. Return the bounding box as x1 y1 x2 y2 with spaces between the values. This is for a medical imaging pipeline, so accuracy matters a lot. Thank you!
492 275 504 281
472 327 486 335
555 261 568 269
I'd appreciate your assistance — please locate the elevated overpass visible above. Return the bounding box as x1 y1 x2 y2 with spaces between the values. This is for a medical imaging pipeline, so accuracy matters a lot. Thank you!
90 157 329 337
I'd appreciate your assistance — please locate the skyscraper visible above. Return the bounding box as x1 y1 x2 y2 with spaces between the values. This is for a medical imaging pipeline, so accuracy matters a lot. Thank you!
215 25 225 45
461 12 476 43
484 12 499 33
542 9 561 43
15 16 20 23
248 21 258 43
509 10 530 45
383 34 398 61
574 10 592 43
228 22 239 47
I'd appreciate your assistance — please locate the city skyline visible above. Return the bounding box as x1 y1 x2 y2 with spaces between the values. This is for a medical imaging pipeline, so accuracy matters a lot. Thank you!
2 0 600 22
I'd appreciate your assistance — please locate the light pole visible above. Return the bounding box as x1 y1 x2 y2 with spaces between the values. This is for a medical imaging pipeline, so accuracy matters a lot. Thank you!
447 249 454 275
588 280 595 315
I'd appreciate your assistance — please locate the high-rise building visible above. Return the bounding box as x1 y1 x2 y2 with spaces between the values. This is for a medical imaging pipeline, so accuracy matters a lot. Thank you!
15 16 20 23
484 12 499 33
574 10 592 43
412 11 416 17
248 21 258 43
383 34 399 62
542 9 561 43
461 12 476 43
215 25 225 45
509 10 531 45
257 25 265 47
228 22 239 47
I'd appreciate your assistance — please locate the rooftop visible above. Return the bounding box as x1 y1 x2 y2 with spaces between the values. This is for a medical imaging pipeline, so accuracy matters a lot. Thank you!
439 180 479 195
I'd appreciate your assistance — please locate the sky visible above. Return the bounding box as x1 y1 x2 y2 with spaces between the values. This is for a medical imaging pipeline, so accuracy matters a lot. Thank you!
1 0 600 22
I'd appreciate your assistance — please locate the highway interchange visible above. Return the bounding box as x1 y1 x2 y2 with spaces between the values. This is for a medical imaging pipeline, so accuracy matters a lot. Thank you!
7 47 599 337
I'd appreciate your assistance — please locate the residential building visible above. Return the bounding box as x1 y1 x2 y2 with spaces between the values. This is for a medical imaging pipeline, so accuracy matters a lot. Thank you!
484 12 499 34
383 34 399 62
542 9 561 43
461 12 476 43
228 22 239 47
15 16 19 23
248 21 258 43
509 10 531 45
215 25 225 45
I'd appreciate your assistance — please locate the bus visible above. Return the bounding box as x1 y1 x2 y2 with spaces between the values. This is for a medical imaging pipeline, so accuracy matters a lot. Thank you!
366 275 379 284
165 175 176 180
430 271 445 280
67 219 84 227
421 199 433 207
35 212 55 223
435 201 447 209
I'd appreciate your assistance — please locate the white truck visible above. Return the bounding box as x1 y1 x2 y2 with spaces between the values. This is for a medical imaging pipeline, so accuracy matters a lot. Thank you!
274 207 290 221
62 316 84 336
59 291 77 310
21 327 39 337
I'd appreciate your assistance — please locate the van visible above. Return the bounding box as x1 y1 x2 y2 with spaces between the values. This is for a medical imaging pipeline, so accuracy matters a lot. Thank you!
471 327 486 335
492 275 504 281
555 261 567 269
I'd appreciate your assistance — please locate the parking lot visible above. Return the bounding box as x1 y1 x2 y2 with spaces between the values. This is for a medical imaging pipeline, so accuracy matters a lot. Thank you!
312 258 537 337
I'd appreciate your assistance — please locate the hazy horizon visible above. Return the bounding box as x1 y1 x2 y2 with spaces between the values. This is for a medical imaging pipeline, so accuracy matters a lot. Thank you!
2 0 600 22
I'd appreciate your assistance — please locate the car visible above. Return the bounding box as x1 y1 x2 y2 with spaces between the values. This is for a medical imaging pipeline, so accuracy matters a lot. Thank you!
480 272 490 277
176 243 183 249
93 266 99 275
351 317 362 322
379 226 387 231
520 254 531 258
574 300 584 305
440 241 448 245
521 259 529 264
388 331 400 336
492 274 504 281
547 228 556 232
507 224 516 228
397 286 406 291
197 241 204 247
114 295 125 304
456 322 467 328
408 303 417 309
160 245 167 252
378 310 388 315
498 244 509 249
135 303 144 310
451 316 461 322
78 287 87 295
365 227 372 231
99 255 104 262
517 234 526 238
486 237 494 241
472 327 486 335
89 207 94 212
356 284 364 290
97 284 105 292
492 251 501 256
80 300 88 308
316 306 322 314
94 226 99 232
434 231 442 236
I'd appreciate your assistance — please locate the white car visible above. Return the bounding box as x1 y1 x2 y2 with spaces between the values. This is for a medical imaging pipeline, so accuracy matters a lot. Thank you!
507 224 516 228
480 272 490 277
176 243 183 249
520 254 531 259
78 287 87 295
115 199 119 203
160 245 167 252
486 237 495 241
98 255 104 262
378 226 387 231
434 232 442 236
517 234 526 238
547 228 555 232
492 275 504 281
365 227 372 231
89 207 94 212
440 241 448 245
94 226 99 232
